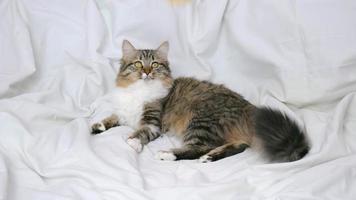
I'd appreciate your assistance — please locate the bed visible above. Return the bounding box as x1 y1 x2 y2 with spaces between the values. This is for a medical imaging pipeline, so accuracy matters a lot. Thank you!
1 0 356 199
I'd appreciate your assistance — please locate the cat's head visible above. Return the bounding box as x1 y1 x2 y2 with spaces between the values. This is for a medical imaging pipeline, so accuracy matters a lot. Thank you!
116 40 173 87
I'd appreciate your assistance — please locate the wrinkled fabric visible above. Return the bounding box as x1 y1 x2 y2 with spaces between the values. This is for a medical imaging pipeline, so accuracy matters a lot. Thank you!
0 0 356 199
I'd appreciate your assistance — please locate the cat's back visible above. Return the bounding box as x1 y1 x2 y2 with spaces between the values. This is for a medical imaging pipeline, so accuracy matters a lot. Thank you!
162 77 253 135
168 77 254 112
171 77 241 100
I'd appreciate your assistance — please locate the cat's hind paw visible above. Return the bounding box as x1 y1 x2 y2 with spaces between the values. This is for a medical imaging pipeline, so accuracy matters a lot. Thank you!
155 151 177 161
91 122 106 134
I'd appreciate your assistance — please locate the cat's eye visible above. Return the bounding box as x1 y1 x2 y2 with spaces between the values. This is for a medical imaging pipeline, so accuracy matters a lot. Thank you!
151 62 159 68
128 65 136 71
134 61 143 68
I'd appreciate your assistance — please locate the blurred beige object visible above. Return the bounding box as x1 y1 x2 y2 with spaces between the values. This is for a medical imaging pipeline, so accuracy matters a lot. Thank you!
168 0 192 6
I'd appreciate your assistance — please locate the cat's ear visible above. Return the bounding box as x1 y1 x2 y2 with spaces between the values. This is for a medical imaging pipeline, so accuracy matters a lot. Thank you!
156 41 169 58
122 40 136 58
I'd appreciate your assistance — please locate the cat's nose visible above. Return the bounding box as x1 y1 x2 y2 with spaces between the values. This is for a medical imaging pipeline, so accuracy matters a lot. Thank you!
143 68 151 75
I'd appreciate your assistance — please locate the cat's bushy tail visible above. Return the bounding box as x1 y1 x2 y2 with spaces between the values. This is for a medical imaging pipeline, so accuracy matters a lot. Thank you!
253 107 310 162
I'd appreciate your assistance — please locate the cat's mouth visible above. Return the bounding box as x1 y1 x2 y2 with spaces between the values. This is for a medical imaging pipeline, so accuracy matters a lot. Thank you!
141 73 154 80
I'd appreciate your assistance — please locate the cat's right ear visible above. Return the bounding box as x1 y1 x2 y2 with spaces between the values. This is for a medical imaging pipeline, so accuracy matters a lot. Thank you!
122 40 136 58
156 41 169 58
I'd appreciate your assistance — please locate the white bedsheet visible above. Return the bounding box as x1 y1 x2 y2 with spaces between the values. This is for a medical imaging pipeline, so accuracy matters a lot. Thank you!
1 0 356 199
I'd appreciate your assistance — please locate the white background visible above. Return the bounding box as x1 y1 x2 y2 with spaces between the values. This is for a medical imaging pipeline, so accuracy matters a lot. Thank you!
1 0 356 199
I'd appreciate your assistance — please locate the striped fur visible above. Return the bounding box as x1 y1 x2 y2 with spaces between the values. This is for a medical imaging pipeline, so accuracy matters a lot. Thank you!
93 40 310 163
157 78 309 163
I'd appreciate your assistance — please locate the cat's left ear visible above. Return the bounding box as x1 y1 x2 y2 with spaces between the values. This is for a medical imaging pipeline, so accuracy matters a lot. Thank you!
122 40 137 59
156 41 169 58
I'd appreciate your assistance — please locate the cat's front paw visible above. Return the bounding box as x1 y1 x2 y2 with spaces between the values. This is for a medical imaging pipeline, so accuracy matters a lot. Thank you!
126 138 143 152
155 151 177 161
91 122 106 134
198 155 212 163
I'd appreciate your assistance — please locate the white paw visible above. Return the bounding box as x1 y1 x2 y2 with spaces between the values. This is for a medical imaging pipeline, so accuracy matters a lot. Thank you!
96 122 106 131
91 122 106 134
126 138 143 152
199 155 212 163
155 151 177 161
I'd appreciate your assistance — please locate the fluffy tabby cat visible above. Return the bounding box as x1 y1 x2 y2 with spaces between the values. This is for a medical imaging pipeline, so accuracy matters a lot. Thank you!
91 40 310 163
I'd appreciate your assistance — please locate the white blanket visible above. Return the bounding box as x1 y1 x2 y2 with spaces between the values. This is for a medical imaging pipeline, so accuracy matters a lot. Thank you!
1 0 356 199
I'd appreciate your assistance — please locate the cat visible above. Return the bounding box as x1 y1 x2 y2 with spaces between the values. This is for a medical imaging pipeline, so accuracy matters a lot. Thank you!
91 40 310 163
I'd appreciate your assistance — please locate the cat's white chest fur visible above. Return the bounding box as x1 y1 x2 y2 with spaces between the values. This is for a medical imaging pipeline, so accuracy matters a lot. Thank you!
108 80 169 129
